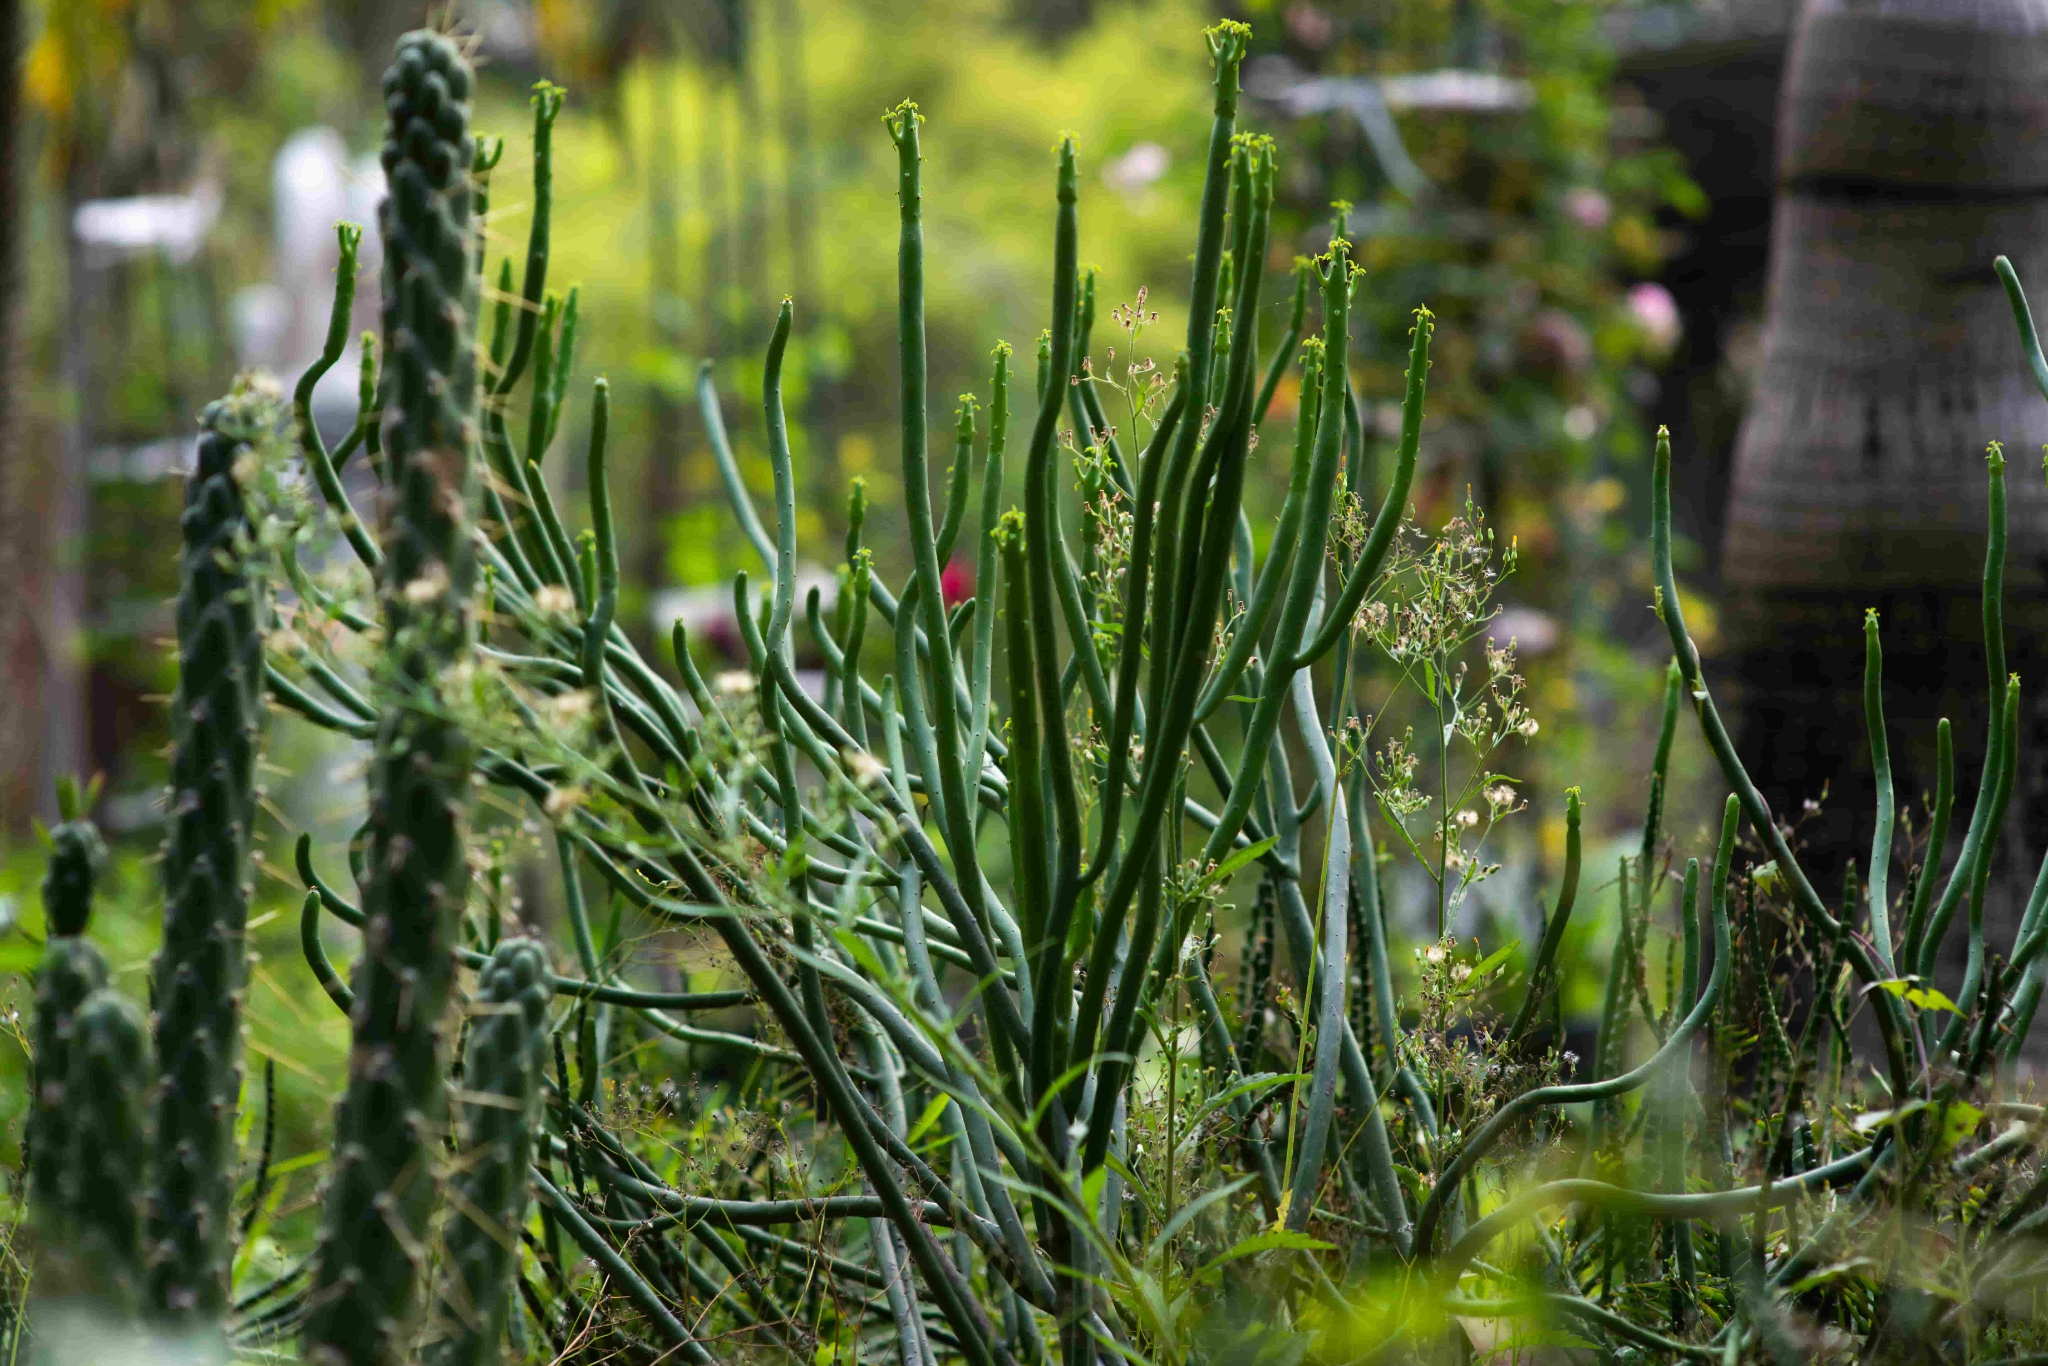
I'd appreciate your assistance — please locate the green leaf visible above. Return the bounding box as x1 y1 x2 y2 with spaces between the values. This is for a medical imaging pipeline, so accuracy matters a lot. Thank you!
1082 1166 1111 1220
1422 658 1436 703
1783 1257 1881 1297
1213 836 1279 883
1195 1227 1334 1281
1940 1101 1986 1150
1876 978 1960 1014
1470 938 1521 982
1853 1098 1983 1152
0 938 42 976
905 1092 953 1146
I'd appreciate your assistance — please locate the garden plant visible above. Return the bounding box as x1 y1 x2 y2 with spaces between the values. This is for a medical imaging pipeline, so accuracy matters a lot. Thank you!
24 19 2048 1366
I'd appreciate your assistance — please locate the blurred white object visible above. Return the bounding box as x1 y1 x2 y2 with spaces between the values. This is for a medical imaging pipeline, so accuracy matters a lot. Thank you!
268 128 363 389
1104 142 1171 193
1377 70 1532 112
73 181 221 266
653 567 839 637
1244 57 1534 200
1490 606 1561 655
472 0 538 61
231 282 293 375
239 129 387 440
275 127 352 283
89 435 197 484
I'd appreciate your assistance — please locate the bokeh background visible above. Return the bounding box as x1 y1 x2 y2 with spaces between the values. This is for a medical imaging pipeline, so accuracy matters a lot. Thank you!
14 0 2036 1247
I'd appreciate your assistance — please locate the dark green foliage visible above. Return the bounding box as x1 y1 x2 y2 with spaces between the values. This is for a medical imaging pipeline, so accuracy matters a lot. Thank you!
421 939 550 1366
304 28 481 1366
147 384 272 1323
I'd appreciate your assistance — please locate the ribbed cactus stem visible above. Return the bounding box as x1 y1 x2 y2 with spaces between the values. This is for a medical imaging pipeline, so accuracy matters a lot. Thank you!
29 812 109 1247
50 989 151 1312
305 29 480 1366
40 798 104 938
421 940 550 1366
147 383 273 1323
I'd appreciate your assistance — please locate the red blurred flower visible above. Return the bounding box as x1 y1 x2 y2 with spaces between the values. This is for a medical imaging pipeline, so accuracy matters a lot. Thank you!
941 556 974 607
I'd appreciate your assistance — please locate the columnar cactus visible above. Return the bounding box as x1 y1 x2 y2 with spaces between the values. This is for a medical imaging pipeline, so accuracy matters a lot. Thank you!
304 28 481 1366
53 988 152 1312
147 385 272 1322
421 939 550 1366
28 804 109 1246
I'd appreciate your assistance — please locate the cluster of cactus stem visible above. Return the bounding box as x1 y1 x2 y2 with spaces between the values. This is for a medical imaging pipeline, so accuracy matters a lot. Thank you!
33 17 2048 1366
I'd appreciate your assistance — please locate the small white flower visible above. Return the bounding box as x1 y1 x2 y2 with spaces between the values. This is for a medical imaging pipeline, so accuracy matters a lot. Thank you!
545 690 594 728
845 749 887 787
714 670 757 696
403 565 450 605
535 584 577 616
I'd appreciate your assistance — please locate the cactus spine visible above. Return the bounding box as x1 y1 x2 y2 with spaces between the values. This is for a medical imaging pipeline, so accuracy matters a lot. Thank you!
28 806 109 1253
421 940 550 1366
147 386 272 1322
304 29 481 1366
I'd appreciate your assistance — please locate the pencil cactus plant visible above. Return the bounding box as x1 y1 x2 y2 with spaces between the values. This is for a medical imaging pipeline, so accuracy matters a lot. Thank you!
31 16 2048 1366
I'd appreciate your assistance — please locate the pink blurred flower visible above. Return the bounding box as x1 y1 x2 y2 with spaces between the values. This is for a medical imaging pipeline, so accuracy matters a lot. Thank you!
941 556 974 607
1519 309 1592 379
1563 186 1611 231
1627 282 1682 354
1285 2 1334 50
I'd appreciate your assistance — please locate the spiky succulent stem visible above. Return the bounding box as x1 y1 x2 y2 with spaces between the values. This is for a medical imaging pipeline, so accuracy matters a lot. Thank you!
146 384 274 1324
50 989 151 1312
420 940 550 1366
29 812 109 1250
304 29 481 1366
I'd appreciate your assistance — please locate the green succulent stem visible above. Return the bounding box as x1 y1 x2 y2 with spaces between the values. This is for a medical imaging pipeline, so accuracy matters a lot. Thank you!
305 30 483 1366
29 813 109 1265
422 940 550 1366
147 380 274 1324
